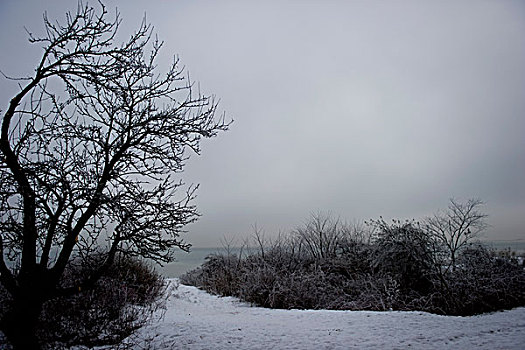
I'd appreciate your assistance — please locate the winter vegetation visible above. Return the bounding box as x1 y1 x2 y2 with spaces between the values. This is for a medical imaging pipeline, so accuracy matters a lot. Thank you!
0 255 166 349
1 1 524 349
0 2 228 349
182 200 525 316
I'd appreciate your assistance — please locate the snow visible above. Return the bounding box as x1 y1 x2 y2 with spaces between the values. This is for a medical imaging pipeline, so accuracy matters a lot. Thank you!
125 279 525 349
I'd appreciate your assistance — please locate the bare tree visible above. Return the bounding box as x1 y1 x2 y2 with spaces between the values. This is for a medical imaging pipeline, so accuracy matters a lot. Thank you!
424 198 488 271
0 2 229 348
294 212 346 261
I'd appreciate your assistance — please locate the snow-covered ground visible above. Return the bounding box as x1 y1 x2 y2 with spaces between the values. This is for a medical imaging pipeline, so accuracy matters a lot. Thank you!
124 279 525 349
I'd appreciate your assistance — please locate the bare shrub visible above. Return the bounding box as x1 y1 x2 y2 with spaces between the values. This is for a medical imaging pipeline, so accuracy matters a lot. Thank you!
35 255 166 349
294 212 348 262
429 244 525 315
180 254 243 297
369 218 435 296
182 211 524 316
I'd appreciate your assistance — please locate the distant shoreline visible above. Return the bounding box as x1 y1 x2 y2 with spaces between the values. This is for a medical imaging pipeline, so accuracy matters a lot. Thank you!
480 240 525 254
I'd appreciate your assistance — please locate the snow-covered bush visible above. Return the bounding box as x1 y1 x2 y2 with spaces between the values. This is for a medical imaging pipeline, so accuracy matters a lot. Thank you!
182 213 525 316
428 244 525 315
181 254 244 297
4 255 166 349
369 219 435 297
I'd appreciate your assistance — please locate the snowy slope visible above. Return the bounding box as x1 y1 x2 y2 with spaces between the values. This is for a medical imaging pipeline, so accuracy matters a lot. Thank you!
124 279 525 349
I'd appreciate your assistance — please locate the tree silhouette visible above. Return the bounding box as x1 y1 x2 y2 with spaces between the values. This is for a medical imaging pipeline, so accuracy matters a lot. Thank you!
425 198 488 271
0 2 230 348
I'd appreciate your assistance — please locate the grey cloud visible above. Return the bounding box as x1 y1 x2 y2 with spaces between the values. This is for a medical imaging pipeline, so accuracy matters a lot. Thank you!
1 0 524 246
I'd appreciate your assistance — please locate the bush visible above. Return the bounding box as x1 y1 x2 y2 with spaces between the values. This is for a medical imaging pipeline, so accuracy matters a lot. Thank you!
429 245 525 315
181 254 244 297
1 254 166 349
370 219 435 296
181 215 525 316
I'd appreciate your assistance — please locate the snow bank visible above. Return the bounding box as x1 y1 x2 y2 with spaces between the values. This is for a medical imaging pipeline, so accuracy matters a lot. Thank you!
127 279 525 349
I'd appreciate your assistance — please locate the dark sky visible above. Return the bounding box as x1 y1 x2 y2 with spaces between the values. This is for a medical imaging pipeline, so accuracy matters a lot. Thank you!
1 0 524 246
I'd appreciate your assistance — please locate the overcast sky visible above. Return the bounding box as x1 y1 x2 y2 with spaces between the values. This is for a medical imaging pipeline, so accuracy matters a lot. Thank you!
1 0 524 247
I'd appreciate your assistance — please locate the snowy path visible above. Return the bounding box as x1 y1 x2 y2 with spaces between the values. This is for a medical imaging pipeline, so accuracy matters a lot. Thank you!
129 280 525 349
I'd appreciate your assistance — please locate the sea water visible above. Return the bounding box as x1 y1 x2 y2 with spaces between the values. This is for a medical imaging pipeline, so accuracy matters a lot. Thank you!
160 247 247 277
159 248 217 278
482 240 525 254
